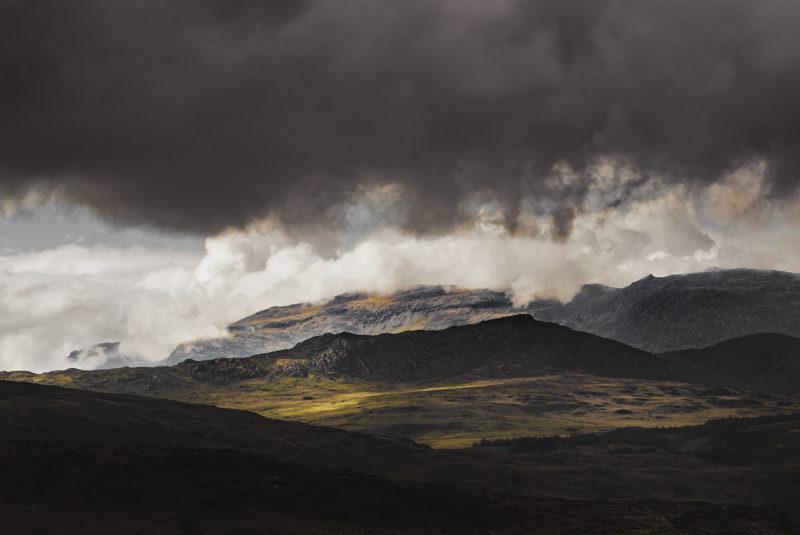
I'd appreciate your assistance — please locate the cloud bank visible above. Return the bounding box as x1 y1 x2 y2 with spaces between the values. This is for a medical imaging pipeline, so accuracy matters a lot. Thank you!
2 166 799 372
1 0 799 235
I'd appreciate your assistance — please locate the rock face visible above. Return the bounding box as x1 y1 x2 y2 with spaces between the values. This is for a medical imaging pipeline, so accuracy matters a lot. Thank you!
163 268 800 364
534 269 800 353
163 286 527 364
271 315 671 382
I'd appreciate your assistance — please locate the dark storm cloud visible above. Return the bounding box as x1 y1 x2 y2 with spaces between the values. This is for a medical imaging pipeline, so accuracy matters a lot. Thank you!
1 0 799 234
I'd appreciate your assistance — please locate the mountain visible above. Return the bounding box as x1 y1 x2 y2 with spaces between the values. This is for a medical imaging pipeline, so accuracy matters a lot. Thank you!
535 268 800 353
258 314 674 382
664 333 800 396
163 286 529 364
3 380 799 534
5 316 673 393
5 315 800 449
162 268 799 365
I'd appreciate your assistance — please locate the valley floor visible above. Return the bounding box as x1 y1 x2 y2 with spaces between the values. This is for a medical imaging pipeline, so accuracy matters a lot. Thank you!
170 373 800 448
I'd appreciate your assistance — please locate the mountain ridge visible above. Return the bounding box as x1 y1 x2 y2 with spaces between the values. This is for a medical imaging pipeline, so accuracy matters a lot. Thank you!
4 315 674 392
536 268 800 352
156 268 800 367
6 314 800 397
162 285 526 365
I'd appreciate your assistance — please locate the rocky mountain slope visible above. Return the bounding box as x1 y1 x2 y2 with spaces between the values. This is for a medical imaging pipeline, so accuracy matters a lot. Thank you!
160 268 799 366
260 314 673 382
163 286 525 364
536 268 800 352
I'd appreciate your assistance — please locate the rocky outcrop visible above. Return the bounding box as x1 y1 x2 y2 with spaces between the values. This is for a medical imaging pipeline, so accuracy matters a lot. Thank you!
175 357 270 384
287 315 673 382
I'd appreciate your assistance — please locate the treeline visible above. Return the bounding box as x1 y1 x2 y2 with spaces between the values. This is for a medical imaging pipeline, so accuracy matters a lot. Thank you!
474 413 800 465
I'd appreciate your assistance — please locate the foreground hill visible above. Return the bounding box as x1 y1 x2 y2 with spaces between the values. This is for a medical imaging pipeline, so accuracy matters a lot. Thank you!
2 380 799 534
155 268 799 367
0 379 428 473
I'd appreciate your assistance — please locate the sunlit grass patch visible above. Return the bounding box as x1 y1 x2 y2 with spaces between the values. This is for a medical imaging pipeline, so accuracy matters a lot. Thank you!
185 374 800 448
6 367 799 450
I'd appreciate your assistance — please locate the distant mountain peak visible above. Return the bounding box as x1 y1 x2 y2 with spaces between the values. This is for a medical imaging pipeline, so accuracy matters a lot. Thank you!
536 268 800 353
164 286 520 365
64 341 143 370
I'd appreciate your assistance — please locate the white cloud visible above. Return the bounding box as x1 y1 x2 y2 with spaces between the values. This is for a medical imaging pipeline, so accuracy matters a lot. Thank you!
2 170 800 372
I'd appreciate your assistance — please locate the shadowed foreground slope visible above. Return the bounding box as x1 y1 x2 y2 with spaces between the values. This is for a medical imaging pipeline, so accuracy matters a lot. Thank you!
665 333 800 395
2 380 799 534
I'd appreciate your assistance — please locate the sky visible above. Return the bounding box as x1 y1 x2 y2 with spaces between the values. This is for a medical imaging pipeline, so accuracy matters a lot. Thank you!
2 0 800 372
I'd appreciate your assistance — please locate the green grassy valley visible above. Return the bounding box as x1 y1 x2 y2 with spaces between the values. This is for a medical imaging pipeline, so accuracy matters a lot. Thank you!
6 367 798 449
182 373 799 448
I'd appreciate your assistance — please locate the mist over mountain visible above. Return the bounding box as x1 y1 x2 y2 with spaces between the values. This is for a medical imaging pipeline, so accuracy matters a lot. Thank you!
161 268 800 366
66 341 145 370
163 286 524 365
11 316 666 393
162 289 503 366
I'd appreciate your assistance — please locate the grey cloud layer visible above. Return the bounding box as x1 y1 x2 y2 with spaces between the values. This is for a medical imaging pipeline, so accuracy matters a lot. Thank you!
2 0 799 234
